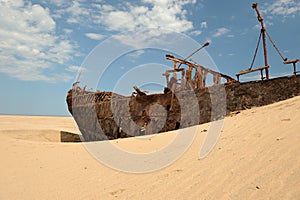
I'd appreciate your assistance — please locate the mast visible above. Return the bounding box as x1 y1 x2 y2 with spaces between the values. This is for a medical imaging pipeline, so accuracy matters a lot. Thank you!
252 2 269 79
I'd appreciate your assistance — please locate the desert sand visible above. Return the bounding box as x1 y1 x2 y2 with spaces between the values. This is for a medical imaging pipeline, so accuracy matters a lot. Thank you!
0 96 300 199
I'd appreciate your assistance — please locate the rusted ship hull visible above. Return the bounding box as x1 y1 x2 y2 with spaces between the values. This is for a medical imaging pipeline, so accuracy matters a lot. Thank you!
67 75 300 141
66 3 300 141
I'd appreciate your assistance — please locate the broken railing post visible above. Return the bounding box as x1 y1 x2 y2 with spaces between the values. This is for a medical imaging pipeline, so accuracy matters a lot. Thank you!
284 59 299 77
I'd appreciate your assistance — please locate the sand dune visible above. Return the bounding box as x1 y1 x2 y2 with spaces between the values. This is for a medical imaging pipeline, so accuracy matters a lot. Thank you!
0 96 300 199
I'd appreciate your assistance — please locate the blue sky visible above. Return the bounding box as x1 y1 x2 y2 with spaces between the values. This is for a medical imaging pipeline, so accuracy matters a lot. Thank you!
0 0 299 116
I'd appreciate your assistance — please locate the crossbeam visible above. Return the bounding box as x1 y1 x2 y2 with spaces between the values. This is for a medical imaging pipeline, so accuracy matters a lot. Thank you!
236 66 269 81
284 59 299 76
166 54 237 83
164 54 237 90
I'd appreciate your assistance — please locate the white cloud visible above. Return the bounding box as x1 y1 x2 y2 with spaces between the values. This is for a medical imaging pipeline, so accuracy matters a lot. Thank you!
200 21 208 29
53 0 92 24
263 0 300 17
87 0 196 48
65 1 90 24
48 0 67 6
190 30 202 36
127 50 145 59
212 27 230 38
54 0 197 48
67 65 86 72
0 0 24 7
95 0 196 33
64 28 73 34
85 33 105 40
0 0 76 82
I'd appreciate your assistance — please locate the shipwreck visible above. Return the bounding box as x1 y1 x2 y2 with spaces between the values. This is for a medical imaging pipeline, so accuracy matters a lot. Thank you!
66 3 299 141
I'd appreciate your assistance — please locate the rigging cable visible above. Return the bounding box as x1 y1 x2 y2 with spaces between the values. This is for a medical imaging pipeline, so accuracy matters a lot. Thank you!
265 31 287 61
249 32 262 70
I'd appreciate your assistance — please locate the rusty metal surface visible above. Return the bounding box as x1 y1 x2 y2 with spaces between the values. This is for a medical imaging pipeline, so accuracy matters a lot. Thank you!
284 59 299 76
252 2 269 80
164 54 237 90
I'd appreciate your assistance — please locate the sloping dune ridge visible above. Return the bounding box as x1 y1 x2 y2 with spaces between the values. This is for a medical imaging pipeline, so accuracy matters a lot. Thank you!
0 96 299 199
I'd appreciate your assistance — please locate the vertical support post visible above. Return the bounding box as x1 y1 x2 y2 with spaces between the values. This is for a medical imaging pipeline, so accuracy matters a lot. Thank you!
253 3 269 80
213 74 221 85
283 59 299 77
198 69 203 89
262 30 269 79
189 65 194 88
181 70 185 89
165 73 170 86
203 71 208 88
174 61 178 69
195 68 203 89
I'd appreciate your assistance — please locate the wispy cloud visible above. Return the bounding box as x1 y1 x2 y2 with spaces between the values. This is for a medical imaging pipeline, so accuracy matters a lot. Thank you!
0 0 77 82
127 50 145 59
212 27 230 38
200 21 208 29
51 0 198 49
90 0 197 48
64 28 73 34
57 0 196 35
96 0 196 33
190 30 202 36
48 0 68 7
85 33 105 40
263 0 300 17
67 65 83 72
64 1 90 23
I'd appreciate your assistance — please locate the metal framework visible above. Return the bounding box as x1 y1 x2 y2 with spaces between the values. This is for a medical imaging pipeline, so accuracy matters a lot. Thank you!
284 59 299 76
164 54 237 91
237 2 299 81
236 3 270 81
